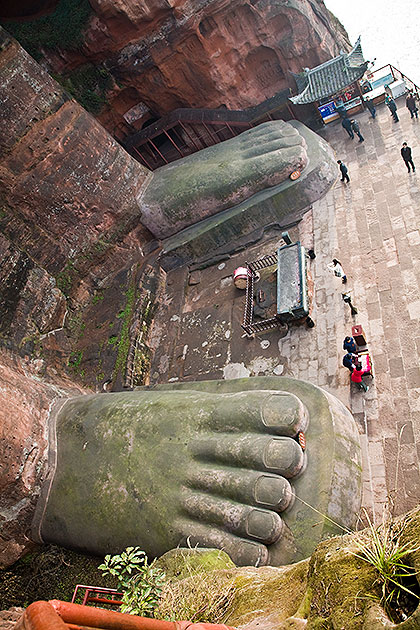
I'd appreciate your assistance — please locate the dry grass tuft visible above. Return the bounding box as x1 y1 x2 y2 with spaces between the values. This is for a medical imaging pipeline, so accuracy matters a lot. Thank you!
156 570 236 623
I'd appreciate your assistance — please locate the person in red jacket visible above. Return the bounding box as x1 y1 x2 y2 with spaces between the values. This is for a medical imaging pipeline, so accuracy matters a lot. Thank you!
351 363 369 392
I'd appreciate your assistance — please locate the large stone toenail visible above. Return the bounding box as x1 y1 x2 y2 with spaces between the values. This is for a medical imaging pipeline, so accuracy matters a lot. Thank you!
263 438 304 477
246 509 283 544
254 475 294 511
262 393 308 435
236 541 269 567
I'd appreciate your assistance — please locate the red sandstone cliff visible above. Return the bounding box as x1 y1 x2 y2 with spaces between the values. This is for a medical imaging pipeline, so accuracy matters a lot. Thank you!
4 0 349 138
0 29 153 277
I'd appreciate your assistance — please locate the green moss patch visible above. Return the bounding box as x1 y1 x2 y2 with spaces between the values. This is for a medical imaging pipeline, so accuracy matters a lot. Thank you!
2 0 92 61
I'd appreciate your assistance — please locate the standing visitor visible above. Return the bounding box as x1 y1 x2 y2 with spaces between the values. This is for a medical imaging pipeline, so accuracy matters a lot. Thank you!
401 142 416 173
364 98 376 118
337 160 350 183
351 119 364 142
343 353 356 373
406 92 418 119
342 292 358 316
386 96 399 122
328 258 347 283
342 117 354 138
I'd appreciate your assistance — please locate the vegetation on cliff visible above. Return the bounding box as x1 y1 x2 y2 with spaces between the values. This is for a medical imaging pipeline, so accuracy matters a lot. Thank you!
3 0 92 60
2 0 112 114
2 508 419 628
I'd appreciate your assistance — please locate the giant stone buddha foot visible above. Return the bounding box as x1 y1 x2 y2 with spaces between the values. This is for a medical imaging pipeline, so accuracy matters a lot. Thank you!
140 120 308 239
33 377 361 566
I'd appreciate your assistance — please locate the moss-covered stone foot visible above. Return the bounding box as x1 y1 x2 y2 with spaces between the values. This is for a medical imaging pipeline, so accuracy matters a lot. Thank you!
34 389 309 566
31 378 361 568
140 121 308 238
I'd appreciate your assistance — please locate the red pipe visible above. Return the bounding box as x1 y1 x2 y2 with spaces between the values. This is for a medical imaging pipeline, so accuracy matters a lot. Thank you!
15 602 68 630
51 601 174 630
50 601 235 630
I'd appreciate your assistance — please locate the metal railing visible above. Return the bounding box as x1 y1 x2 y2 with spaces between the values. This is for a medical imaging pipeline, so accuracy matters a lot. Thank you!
71 585 123 608
369 63 420 97
123 89 294 170
242 253 290 337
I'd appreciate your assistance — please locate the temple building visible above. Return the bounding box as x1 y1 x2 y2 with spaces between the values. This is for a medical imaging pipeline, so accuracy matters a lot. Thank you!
290 37 369 124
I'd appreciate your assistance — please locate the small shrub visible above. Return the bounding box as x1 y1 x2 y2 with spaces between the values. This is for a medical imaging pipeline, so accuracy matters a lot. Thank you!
98 547 166 617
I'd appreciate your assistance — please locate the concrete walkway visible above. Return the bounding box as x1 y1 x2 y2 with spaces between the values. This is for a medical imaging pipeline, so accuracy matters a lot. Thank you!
149 98 420 525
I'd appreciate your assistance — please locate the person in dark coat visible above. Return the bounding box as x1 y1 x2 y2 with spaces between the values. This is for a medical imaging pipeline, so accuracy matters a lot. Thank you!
342 117 354 138
351 119 364 142
401 142 415 173
406 93 418 119
343 336 357 354
364 98 376 118
386 96 399 122
337 160 350 183
343 353 356 372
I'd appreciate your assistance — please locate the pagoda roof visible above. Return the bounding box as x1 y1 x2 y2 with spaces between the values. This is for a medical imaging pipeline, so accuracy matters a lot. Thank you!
290 37 368 105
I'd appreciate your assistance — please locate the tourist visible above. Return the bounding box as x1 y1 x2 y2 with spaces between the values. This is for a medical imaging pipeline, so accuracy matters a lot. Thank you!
342 292 358 316
364 98 376 118
341 117 354 138
351 119 364 142
401 142 415 173
386 96 399 122
343 336 357 354
343 353 356 373
351 363 369 392
337 160 350 183
406 92 418 119
328 258 347 283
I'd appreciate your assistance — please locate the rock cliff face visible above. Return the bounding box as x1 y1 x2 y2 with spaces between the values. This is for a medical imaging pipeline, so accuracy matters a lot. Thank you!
0 350 82 568
9 0 349 137
0 28 153 279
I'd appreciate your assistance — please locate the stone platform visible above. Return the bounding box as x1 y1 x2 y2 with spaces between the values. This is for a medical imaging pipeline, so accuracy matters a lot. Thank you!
149 97 420 525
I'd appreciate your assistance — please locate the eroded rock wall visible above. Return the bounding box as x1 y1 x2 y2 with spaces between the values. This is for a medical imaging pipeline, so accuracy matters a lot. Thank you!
0 350 83 568
0 27 153 279
34 1 349 136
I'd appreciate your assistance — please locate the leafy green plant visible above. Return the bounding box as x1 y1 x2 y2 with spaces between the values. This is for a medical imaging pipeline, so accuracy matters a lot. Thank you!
352 511 419 621
98 547 166 617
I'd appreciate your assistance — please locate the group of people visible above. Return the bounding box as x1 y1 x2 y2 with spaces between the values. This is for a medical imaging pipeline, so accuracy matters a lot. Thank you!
406 92 418 119
339 142 416 180
342 336 369 392
341 116 365 142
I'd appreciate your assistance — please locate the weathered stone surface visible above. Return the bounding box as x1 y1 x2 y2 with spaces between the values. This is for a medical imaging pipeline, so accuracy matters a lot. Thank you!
158 119 337 267
0 350 82 568
0 28 153 278
153 507 420 629
10 1 349 137
90 0 348 129
0 234 67 348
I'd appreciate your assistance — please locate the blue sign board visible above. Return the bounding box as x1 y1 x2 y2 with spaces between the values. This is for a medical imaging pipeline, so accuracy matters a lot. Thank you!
318 101 337 120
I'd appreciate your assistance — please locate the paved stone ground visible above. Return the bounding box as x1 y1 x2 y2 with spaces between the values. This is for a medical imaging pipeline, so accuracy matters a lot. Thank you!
149 97 420 526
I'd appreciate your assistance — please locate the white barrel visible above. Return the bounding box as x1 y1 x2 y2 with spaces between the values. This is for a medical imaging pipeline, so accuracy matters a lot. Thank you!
234 266 251 289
